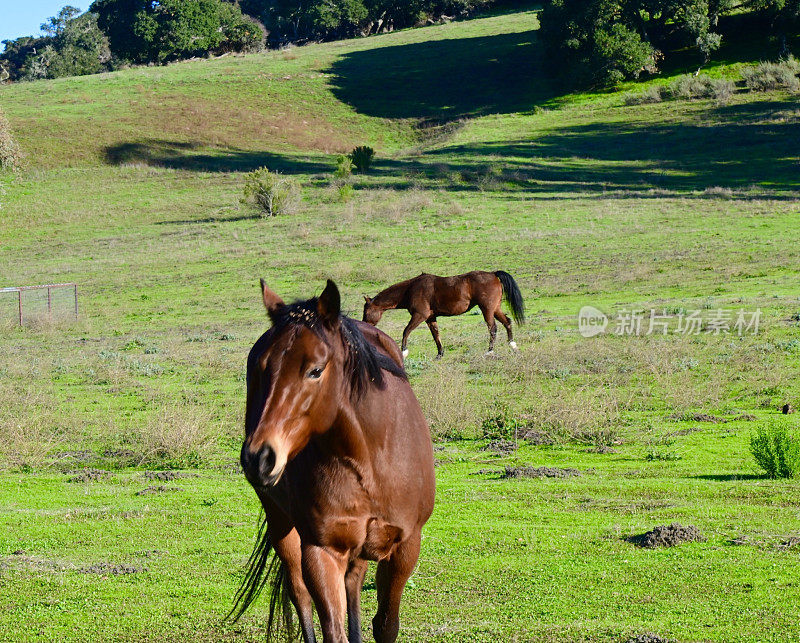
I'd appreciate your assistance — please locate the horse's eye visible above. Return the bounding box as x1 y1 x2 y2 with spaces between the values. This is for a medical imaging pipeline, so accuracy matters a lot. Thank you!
307 367 323 380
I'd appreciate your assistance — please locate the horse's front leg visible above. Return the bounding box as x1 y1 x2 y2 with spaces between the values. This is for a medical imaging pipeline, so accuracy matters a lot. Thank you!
272 527 318 643
372 531 421 643
302 543 349 642
400 313 425 359
345 559 369 642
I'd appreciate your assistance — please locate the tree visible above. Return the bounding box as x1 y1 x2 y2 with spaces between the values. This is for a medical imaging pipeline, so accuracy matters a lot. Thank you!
91 0 264 63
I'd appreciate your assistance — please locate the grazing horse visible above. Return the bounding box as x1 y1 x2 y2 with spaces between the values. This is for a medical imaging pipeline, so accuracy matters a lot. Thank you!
231 279 435 643
362 270 525 358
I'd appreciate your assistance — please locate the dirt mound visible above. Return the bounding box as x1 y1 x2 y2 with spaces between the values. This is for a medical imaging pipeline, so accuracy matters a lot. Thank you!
628 523 706 548
135 485 184 496
520 429 555 445
585 445 618 454
732 413 757 421
68 468 112 483
502 466 581 479
142 470 194 481
81 563 141 575
623 634 676 643
666 412 726 423
481 440 517 454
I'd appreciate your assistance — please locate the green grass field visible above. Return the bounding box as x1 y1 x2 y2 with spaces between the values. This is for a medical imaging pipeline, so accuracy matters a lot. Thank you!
2 7 800 642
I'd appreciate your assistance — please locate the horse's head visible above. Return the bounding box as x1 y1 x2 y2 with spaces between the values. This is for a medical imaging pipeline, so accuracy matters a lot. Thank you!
242 279 346 488
362 296 383 325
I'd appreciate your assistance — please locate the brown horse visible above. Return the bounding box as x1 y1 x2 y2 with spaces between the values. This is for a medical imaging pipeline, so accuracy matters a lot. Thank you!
231 279 435 643
363 270 525 358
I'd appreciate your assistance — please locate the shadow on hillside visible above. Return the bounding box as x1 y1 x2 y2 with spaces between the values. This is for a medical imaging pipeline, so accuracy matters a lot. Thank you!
327 29 551 122
104 140 327 173
368 99 800 197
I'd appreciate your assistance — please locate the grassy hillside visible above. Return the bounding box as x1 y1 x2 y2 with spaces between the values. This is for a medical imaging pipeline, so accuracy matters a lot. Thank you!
1 7 800 642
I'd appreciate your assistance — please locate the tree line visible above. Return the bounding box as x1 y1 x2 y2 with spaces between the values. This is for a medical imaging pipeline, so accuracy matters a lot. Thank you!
1 0 797 85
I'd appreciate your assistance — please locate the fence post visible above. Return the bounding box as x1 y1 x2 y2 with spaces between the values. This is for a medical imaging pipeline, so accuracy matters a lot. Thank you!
47 287 52 318
74 284 79 320
18 289 22 326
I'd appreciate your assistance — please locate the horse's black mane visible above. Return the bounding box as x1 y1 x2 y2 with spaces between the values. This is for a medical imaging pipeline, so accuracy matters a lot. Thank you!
249 298 406 398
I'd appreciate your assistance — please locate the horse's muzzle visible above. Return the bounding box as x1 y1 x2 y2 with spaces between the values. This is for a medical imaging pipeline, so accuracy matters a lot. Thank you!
241 442 282 487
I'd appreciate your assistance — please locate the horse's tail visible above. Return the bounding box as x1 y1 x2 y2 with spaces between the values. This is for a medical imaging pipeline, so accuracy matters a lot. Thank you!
494 271 525 325
227 512 299 642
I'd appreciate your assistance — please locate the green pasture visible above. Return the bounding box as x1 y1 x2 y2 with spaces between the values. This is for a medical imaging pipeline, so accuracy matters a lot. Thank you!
1 7 799 642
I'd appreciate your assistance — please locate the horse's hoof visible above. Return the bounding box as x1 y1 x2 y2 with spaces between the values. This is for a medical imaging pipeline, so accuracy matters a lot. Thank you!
509 341 518 351
485 350 495 357
435 353 444 360
402 349 409 359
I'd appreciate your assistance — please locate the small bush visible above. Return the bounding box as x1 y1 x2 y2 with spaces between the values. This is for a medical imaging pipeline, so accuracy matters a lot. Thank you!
334 154 353 179
750 420 800 478
0 108 23 172
349 146 375 173
742 58 800 92
480 405 526 440
242 167 301 217
667 75 735 101
623 85 664 105
337 184 354 202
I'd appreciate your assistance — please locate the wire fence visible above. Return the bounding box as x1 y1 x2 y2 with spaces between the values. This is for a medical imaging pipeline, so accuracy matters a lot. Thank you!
0 283 78 326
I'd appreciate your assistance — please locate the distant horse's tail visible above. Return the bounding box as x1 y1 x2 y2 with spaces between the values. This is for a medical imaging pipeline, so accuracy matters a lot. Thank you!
227 512 299 642
494 271 525 325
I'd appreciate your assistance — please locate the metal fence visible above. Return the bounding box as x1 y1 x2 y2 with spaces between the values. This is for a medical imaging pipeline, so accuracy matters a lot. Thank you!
0 283 78 325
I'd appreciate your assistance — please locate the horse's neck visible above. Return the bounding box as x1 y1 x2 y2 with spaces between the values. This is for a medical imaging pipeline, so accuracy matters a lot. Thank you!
374 281 410 310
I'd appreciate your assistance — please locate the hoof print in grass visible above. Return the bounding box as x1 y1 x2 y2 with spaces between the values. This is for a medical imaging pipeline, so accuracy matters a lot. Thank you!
481 440 518 454
502 466 581 479
624 634 677 643
628 523 705 548
68 468 111 483
136 485 184 496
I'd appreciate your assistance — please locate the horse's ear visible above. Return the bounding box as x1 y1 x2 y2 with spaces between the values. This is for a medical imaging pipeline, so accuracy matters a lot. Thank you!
317 280 341 327
260 279 285 318
363 295 372 304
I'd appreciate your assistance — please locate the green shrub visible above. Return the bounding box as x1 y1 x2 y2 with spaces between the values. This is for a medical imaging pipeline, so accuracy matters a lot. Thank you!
480 405 525 440
349 146 375 173
750 420 800 479
337 184 354 202
741 58 800 92
0 108 23 172
667 75 735 101
242 167 301 217
623 85 664 105
334 154 353 179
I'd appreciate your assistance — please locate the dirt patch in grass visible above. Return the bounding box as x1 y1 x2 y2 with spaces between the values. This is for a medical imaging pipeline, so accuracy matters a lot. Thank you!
624 634 677 643
136 485 185 496
142 470 196 481
481 440 518 454
671 426 703 436
666 412 727 423
68 468 112 483
585 445 619 454
80 563 141 575
520 429 556 445
732 413 757 421
628 523 706 548
502 466 581 479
